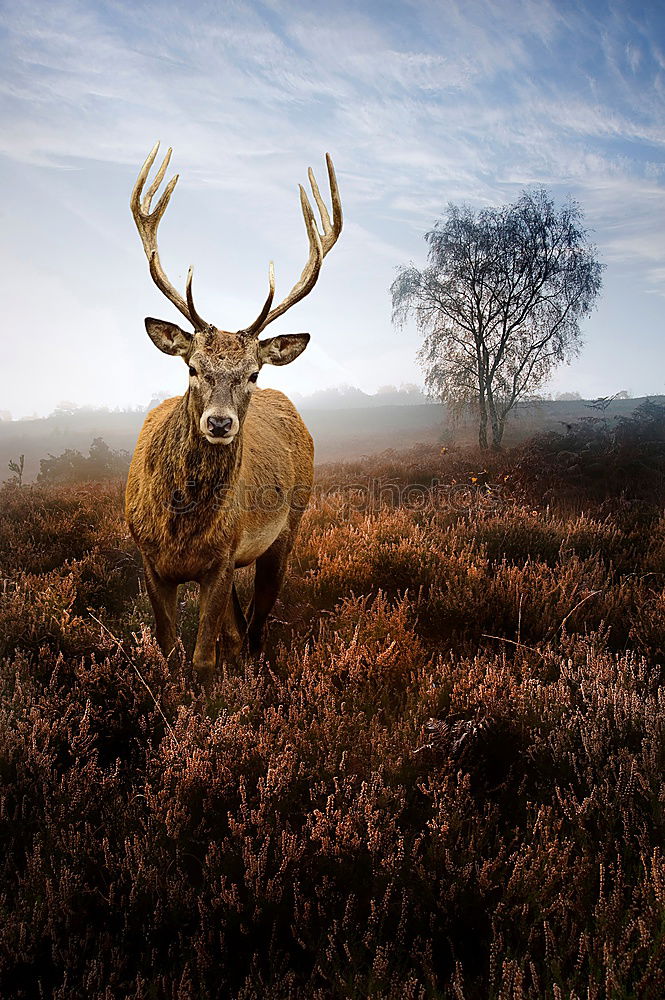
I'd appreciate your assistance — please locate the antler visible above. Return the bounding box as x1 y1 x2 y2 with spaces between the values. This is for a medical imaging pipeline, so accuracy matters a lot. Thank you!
131 142 208 330
243 154 343 337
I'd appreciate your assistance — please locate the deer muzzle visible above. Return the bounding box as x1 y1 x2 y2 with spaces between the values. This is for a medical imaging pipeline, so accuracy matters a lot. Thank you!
200 409 239 444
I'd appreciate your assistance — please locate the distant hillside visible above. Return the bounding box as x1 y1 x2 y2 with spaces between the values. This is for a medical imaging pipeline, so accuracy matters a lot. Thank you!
0 395 662 482
290 384 432 409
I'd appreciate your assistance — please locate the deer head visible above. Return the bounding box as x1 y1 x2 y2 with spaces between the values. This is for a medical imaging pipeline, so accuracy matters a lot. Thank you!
131 143 342 445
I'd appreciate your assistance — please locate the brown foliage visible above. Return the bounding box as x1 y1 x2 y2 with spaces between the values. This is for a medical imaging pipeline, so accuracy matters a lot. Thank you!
0 441 664 998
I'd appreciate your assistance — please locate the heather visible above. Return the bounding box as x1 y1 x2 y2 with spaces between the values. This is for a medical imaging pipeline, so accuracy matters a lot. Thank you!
1 423 664 997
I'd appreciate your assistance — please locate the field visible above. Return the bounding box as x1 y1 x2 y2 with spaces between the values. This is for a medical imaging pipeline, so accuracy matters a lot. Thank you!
1 412 665 998
2 395 661 482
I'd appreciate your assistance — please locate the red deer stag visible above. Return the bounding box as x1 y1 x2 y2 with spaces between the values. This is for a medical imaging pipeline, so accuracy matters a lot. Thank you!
125 143 342 678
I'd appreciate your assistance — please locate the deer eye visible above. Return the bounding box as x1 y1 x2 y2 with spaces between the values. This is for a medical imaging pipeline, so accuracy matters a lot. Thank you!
248 372 259 383
188 365 197 377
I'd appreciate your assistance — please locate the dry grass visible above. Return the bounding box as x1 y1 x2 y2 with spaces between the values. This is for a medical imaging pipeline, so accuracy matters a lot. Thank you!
0 435 664 998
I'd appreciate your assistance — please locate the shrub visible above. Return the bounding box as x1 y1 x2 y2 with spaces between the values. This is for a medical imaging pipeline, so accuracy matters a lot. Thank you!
37 437 130 484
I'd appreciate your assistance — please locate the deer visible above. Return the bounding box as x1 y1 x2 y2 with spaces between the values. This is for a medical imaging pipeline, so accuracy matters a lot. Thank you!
125 143 342 678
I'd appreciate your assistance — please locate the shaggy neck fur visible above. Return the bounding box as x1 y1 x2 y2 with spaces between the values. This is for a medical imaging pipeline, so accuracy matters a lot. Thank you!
149 391 243 523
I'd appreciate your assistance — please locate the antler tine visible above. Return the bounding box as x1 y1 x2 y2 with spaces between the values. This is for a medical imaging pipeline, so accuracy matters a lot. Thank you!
143 146 172 212
186 267 209 331
323 152 343 250
308 154 342 252
130 143 209 330
243 262 276 336
307 167 331 235
305 155 343 254
250 155 341 334
131 141 160 213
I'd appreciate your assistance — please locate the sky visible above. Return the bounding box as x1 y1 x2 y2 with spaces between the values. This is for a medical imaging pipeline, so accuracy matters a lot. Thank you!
0 0 664 418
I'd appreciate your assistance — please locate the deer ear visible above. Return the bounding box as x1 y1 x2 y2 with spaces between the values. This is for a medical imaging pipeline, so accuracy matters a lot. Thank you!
258 333 310 366
145 318 193 357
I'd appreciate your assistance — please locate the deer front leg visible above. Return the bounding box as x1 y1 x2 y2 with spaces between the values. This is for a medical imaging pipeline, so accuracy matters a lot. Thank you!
193 563 235 679
143 560 178 660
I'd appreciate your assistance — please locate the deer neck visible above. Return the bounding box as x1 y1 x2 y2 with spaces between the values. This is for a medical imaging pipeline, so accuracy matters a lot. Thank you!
157 393 244 510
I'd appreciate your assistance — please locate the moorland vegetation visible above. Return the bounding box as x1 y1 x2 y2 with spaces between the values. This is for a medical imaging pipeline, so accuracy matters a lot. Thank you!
1 403 664 997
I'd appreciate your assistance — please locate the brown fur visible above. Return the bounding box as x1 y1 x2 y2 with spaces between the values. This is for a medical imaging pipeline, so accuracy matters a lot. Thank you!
126 350 313 677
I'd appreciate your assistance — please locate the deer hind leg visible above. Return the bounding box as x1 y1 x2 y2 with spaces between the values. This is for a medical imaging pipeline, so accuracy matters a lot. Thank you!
218 581 247 665
230 582 248 643
143 560 178 661
247 530 293 656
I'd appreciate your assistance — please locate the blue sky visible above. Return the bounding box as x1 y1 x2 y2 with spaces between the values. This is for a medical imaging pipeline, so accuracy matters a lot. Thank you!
0 0 663 417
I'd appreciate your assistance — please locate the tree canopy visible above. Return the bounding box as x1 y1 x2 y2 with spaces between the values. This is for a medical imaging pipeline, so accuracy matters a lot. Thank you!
392 189 604 449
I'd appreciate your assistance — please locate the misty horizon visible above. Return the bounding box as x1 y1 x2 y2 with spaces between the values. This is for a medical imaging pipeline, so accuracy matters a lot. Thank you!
1 382 656 423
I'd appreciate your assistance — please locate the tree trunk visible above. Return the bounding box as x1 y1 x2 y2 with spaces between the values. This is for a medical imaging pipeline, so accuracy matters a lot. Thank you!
489 401 504 450
478 394 488 450
491 419 504 451
486 384 502 451
477 346 489 450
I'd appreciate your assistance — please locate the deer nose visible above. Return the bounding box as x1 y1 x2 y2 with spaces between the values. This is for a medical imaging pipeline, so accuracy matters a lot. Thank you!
207 415 233 437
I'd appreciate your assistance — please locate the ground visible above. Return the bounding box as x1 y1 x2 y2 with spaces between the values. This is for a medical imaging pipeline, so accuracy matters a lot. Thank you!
0 434 664 998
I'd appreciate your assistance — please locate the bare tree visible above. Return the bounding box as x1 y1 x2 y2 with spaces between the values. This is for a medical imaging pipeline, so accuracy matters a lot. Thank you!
391 189 604 449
